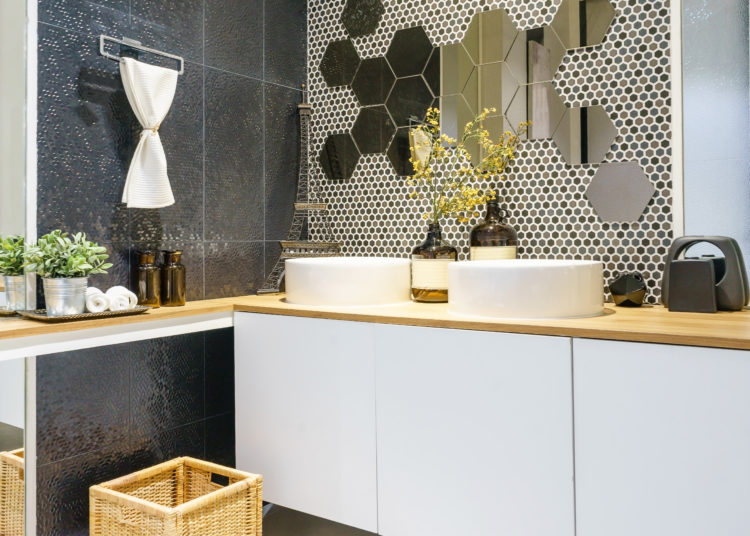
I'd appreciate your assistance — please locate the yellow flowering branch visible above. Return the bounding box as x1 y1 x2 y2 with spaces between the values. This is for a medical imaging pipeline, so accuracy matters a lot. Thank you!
408 107 529 224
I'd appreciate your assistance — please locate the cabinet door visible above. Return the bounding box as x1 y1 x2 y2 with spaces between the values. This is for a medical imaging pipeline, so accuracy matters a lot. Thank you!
375 325 575 536
234 313 378 532
574 339 750 536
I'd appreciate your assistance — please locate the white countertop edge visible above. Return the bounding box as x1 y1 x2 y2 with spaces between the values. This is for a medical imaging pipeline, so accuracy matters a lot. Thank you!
0 310 234 362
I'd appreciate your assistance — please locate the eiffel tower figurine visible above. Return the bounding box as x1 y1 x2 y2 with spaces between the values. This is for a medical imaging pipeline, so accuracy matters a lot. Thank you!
258 86 341 294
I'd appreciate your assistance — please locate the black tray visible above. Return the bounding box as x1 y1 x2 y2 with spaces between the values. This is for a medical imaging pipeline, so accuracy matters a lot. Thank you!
16 306 150 323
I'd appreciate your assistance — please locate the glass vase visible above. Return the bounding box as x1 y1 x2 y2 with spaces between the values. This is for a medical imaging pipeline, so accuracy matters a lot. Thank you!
411 223 458 303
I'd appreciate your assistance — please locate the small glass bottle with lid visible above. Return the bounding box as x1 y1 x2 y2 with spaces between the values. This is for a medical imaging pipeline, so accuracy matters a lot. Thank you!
411 223 458 303
469 196 518 260
135 251 161 308
161 250 186 307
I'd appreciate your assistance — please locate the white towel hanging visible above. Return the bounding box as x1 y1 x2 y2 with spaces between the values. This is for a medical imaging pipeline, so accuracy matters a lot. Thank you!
119 57 178 208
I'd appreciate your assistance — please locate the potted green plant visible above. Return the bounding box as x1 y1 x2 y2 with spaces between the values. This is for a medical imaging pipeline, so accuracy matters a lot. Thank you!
407 107 528 302
0 235 27 311
24 231 113 316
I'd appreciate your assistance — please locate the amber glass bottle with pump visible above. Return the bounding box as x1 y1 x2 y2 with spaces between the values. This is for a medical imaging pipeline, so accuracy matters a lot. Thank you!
161 250 186 306
411 223 458 303
469 197 518 260
136 251 161 307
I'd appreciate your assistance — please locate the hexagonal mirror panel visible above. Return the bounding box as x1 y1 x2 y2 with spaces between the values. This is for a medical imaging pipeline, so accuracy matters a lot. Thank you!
586 162 656 223
441 42 475 96
351 106 396 154
441 94 480 164
320 39 361 87
386 76 434 127
478 62 519 117
341 0 384 38
423 48 440 96
553 105 618 165
387 127 415 176
320 133 361 181
506 27 565 85
506 81 566 139
461 8 518 65
386 26 434 78
552 0 616 49
351 57 395 106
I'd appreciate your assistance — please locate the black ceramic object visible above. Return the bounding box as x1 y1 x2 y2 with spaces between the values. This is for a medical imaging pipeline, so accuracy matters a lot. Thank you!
661 236 750 312
666 259 718 313
608 272 647 307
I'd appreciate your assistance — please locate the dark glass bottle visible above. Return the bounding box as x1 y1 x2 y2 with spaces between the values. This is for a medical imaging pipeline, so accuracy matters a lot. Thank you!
469 198 518 260
161 250 186 307
411 223 458 303
136 251 161 308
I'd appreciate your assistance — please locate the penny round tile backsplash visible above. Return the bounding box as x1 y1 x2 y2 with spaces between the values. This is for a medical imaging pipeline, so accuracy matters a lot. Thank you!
308 0 673 303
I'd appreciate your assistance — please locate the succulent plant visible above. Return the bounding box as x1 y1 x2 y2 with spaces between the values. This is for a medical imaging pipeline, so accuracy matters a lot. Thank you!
0 235 25 276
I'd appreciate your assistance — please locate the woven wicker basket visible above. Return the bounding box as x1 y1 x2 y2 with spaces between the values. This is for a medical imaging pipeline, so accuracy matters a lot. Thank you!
0 448 24 536
90 457 262 536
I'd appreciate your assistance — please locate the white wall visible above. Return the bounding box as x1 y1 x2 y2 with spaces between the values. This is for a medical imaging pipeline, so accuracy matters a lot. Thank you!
0 358 24 430
683 0 750 265
0 0 27 237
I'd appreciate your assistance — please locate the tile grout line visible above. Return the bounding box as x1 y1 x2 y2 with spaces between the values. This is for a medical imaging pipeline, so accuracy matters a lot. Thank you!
202 0 207 300
261 0 267 284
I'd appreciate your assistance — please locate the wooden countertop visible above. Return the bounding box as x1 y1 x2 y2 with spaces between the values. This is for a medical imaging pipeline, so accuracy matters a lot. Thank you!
2 294 750 350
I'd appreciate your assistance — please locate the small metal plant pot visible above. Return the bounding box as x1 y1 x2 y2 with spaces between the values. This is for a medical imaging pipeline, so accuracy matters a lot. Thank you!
3 275 26 311
43 277 88 316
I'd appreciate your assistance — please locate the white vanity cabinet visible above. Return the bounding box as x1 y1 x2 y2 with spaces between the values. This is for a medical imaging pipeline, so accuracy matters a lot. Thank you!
574 339 750 536
234 313 379 532
375 325 575 536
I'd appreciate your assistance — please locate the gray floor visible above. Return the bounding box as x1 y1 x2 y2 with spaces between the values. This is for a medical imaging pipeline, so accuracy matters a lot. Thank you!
264 505 376 536
0 422 23 451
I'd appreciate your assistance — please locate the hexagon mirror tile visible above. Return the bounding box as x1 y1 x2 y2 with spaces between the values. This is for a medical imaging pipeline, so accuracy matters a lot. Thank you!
351 106 396 154
553 104 618 165
386 76 434 127
586 162 656 223
320 39 360 87
319 133 361 181
341 0 384 38
351 57 395 106
551 0 617 49
386 27 435 78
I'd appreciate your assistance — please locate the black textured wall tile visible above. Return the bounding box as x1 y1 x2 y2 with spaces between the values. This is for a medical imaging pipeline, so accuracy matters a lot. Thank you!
205 328 235 417
132 241 205 301
265 0 307 88
205 0 263 77
130 0 204 64
130 333 205 434
39 0 129 38
37 347 130 466
131 420 206 467
37 23 138 244
204 241 264 298
205 413 236 468
205 69 264 241
130 62 204 244
37 441 141 536
265 84 301 240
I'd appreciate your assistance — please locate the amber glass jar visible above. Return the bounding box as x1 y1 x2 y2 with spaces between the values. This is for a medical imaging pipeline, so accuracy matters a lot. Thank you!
136 251 161 307
411 223 458 303
161 250 186 307
469 198 518 260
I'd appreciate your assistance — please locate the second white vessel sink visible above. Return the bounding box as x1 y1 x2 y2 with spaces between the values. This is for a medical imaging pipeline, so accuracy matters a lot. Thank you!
285 257 412 307
448 259 604 319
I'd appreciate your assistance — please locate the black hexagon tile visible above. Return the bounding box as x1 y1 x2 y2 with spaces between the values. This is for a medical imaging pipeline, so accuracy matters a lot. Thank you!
341 0 384 38
320 39 361 87
352 57 395 106
386 27 434 78
320 133 361 181
351 106 396 154
387 127 414 177
386 76 434 127
586 162 656 223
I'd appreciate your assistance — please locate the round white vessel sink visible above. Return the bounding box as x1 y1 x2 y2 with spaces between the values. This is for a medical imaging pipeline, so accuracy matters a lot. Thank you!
285 257 412 307
448 259 604 319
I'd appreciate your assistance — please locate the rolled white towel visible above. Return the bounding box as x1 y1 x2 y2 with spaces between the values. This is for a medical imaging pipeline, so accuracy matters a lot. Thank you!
106 286 139 309
107 294 131 311
85 288 110 313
